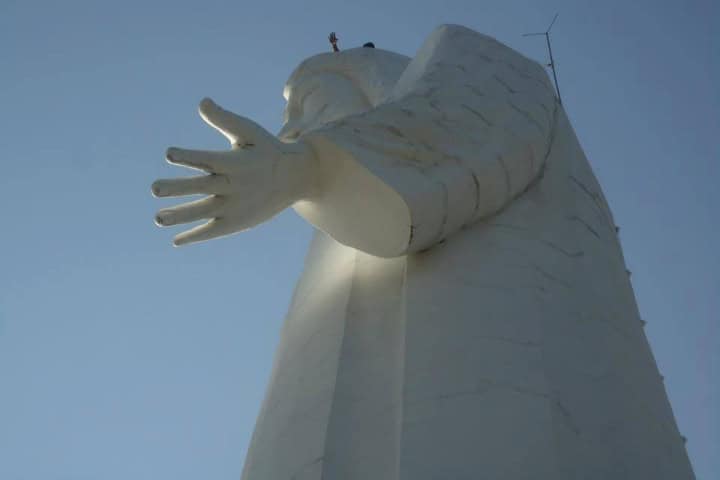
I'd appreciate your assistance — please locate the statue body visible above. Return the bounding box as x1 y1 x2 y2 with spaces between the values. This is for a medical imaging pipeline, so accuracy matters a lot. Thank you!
154 25 694 479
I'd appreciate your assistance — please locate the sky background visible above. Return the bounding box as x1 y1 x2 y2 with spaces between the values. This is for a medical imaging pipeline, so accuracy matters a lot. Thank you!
1 0 717 478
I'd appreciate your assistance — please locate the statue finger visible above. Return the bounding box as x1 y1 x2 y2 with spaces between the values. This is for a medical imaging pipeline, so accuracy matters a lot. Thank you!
155 196 224 227
165 147 235 173
198 97 271 146
173 218 234 246
151 174 231 198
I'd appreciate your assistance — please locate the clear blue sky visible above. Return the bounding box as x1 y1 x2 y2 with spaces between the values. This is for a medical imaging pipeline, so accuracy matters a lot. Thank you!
1 0 717 478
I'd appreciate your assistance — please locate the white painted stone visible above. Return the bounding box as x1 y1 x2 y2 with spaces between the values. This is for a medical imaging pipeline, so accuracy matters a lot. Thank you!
154 24 695 479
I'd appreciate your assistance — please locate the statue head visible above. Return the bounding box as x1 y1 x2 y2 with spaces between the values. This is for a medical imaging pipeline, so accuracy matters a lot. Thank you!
278 47 410 141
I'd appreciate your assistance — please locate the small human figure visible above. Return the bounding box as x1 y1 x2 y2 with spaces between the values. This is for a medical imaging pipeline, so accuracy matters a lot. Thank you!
328 32 339 52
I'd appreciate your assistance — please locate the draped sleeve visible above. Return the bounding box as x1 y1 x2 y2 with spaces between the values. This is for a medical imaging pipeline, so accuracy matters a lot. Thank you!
295 24 558 257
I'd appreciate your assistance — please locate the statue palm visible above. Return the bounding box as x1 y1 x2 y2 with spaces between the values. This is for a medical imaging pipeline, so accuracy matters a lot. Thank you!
152 98 315 246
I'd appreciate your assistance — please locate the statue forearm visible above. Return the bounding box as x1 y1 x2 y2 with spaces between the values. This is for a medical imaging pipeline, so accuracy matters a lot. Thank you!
291 80 556 257
293 102 555 257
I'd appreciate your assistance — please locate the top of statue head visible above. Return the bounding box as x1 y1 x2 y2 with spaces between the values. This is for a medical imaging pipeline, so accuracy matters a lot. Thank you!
284 47 411 108
278 25 554 140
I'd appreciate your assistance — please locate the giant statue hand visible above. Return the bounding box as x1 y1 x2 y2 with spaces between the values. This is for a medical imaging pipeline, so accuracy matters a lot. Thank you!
152 98 316 246
154 25 557 256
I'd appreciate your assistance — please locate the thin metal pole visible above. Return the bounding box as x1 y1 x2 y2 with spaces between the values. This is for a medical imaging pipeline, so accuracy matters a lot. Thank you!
523 14 563 105
545 33 562 105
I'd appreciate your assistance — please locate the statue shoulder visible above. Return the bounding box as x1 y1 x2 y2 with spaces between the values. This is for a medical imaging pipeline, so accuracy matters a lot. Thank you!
390 24 554 102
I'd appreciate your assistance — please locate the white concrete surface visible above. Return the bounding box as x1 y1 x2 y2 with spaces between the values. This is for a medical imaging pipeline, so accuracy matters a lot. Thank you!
154 24 695 479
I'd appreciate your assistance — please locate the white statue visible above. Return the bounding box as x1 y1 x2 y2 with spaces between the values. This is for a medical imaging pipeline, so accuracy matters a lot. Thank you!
153 25 694 480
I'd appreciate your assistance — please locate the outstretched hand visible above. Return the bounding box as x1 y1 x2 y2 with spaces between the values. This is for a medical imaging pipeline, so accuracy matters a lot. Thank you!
152 98 316 246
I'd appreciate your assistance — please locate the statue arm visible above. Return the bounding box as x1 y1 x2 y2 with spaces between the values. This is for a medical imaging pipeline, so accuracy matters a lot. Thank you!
296 25 558 257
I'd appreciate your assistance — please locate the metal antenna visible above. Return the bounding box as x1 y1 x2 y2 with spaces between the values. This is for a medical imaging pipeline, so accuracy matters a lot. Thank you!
523 14 562 104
